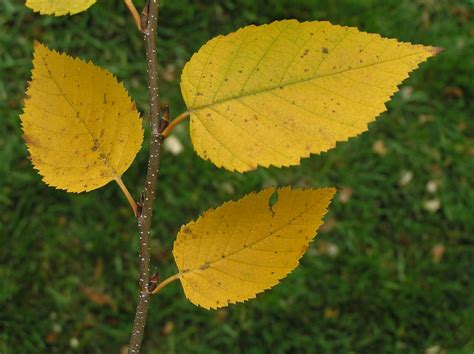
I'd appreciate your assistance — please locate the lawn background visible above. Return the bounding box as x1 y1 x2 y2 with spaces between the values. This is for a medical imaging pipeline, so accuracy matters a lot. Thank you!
0 0 473 353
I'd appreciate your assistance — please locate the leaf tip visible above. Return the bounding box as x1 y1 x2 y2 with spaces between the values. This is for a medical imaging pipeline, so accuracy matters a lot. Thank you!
327 186 338 196
430 47 444 56
32 41 48 56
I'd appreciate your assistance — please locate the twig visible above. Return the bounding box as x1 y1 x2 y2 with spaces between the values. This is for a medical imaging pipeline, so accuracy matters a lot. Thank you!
128 1 161 353
124 0 142 31
162 111 190 138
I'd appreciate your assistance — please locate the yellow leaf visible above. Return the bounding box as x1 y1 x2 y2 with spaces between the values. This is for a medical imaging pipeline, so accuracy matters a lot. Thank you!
25 0 96 16
180 20 441 172
173 186 336 309
21 43 143 193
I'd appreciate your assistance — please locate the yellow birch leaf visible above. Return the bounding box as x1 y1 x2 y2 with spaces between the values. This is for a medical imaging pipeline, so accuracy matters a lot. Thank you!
180 19 441 172
21 43 143 193
25 0 97 16
173 186 336 309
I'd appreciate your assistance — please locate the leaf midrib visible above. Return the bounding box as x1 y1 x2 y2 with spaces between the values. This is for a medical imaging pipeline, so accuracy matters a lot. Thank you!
38 51 120 179
189 51 429 112
179 198 325 277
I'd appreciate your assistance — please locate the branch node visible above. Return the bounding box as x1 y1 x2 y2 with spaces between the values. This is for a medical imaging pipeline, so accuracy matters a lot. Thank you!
147 271 159 293
162 111 190 138
140 0 150 31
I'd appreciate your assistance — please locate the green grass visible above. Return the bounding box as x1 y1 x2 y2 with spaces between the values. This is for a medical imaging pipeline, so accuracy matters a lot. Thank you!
1 0 473 353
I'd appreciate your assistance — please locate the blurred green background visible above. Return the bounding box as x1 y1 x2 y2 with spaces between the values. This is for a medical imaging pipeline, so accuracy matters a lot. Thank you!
1 0 473 353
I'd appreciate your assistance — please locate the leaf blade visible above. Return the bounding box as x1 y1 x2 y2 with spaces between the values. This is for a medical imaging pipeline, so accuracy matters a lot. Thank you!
173 187 336 309
25 0 97 16
181 20 440 172
21 43 143 193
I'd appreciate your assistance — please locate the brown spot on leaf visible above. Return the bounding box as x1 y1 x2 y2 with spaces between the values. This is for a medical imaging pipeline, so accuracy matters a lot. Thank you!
23 134 38 146
300 49 310 58
199 263 210 270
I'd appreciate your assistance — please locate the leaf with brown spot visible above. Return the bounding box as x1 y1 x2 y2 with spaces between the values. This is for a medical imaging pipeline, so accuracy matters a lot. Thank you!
172 186 335 309
180 19 441 172
21 43 143 193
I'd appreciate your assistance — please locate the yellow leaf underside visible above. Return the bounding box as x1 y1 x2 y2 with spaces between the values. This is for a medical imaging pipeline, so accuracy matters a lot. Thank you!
21 43 143 192
180 20 440 172
25 0 96 16
173 187 336 309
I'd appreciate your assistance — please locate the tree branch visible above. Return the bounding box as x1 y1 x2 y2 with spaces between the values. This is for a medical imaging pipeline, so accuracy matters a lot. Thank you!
128 1 161 353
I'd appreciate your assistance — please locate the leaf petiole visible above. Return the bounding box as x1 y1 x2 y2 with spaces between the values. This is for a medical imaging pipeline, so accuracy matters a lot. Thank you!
123 0 142 31
162 111 190 138
149 273 180 295
115 177 138 217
